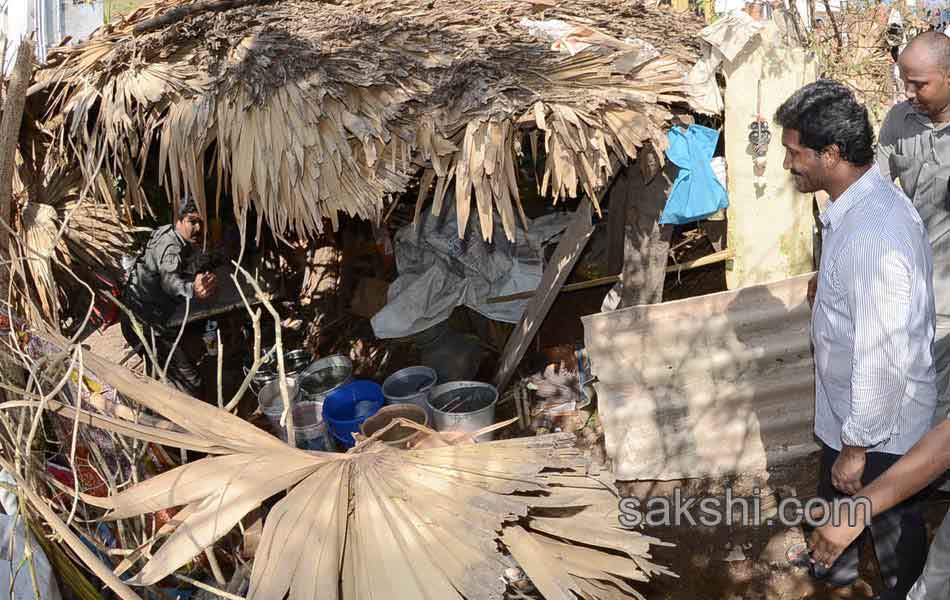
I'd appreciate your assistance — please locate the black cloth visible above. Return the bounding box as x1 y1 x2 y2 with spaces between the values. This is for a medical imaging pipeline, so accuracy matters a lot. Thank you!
120 312 202 398
813 443 927 599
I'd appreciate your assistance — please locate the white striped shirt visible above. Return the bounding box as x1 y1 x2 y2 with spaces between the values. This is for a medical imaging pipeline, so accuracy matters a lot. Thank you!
813 165 938 455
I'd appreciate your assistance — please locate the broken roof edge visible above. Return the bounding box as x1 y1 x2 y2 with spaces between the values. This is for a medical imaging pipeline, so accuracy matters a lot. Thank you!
32 0 710 242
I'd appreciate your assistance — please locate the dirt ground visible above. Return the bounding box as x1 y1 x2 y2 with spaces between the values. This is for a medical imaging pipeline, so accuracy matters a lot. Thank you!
619 456 950 600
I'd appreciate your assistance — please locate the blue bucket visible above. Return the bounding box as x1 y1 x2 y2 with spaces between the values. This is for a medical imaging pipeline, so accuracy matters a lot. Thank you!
322 380 385 448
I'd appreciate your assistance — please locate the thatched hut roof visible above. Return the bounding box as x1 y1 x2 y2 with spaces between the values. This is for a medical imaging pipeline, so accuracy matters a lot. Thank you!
36 0 704 241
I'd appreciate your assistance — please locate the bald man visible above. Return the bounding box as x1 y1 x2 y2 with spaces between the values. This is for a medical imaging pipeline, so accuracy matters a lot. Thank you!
879 31 950 411
873 30 950 600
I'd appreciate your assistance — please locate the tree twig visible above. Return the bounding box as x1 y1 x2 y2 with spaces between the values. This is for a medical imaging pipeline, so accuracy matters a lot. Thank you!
204 547 226 587
232 262 294 445
822 0 843 52
0 455 144 600
174 574 244 600
216 328 224 409
132 0 277 35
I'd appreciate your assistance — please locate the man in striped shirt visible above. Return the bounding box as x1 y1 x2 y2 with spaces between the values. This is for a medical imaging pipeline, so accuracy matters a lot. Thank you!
776 80 938 599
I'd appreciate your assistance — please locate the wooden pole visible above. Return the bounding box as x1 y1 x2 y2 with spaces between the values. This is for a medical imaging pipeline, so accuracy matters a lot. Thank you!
0 39 33 265
132 0 277 35
0 40 33 404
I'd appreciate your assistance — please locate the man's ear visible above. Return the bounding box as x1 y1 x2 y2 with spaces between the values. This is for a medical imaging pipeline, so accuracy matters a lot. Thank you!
821 144 842 168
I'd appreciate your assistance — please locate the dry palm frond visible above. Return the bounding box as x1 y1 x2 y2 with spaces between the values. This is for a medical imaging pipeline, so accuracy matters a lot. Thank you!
13 142 134 330
35 0 704 242
5 331 674 600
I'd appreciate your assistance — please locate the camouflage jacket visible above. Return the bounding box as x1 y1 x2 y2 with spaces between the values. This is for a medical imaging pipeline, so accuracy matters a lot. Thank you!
123 225 196 328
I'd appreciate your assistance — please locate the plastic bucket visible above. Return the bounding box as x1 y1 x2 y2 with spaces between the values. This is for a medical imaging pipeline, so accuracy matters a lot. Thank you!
382 366 437 416
257 377 302 431
290 401 330 451
283 349 313 376
245 348 313 394
427 381 498 442
258 379 332 450
300 355 353 403
360 403 429 449
322 380 385 448
268 400 331 451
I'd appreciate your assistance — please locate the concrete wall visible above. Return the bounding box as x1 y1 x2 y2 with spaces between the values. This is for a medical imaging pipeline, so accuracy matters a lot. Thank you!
2 1 37 69
2 0 103 70
722 20 817 289
715 0 842 22
62 0 104 43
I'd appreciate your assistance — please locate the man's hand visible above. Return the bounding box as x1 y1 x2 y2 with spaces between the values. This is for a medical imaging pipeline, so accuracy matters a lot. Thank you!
194 272 218 300
832 446 867 495
807 500 869 569
807 274 818 308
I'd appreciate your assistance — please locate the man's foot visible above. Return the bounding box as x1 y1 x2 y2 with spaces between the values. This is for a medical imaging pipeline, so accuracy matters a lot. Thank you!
821 579 875 599
807 561 861 589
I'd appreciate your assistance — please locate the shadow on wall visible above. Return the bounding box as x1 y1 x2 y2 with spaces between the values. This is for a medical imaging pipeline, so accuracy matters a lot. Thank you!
581 271 817 487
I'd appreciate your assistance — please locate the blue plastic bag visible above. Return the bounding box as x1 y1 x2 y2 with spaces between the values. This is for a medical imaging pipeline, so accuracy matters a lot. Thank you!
658 124 728 225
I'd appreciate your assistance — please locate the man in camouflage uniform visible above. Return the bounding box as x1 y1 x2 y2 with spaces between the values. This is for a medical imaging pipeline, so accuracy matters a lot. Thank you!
120 198 217 397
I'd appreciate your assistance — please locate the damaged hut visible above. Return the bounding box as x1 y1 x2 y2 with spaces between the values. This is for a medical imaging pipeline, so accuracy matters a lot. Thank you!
10 0 711 398
0 0 717 598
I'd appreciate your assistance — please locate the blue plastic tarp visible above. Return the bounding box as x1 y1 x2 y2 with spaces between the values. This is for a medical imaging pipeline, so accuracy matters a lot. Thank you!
658 124 728 225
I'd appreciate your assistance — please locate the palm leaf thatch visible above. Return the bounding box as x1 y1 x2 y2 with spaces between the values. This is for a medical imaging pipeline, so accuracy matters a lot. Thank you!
3 328 675 599
35 0 703 241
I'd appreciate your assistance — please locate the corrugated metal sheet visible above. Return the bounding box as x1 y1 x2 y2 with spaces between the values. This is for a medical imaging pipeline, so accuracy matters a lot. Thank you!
581 273 818 481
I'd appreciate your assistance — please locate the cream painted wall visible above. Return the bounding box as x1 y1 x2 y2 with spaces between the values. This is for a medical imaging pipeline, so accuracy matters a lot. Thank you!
723 20 818 289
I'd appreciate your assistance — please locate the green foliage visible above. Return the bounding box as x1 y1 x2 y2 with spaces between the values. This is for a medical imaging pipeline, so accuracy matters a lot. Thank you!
104 0 148 22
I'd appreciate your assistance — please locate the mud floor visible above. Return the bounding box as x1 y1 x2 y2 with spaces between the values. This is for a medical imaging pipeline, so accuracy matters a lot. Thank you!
619 454 950 599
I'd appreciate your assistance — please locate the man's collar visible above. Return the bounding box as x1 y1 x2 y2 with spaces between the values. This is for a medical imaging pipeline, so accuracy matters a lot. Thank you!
172 227 188 247
906 103 950 131
818 165 879 231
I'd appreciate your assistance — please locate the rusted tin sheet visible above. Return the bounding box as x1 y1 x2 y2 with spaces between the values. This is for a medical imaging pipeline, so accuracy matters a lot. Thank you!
581 273 818 481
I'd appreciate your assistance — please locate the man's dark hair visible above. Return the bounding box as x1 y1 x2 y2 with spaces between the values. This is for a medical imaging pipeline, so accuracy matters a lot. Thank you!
177 196 200 221
774 79 874 167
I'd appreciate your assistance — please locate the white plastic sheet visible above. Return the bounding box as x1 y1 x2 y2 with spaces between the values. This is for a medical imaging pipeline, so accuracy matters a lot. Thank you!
371 203 571 339
686 10 767 115
0 470 61 600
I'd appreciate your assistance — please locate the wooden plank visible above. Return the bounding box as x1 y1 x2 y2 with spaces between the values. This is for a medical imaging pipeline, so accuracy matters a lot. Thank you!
493 200 594 392
485 249 734 304
621 162 675 308
606 173 628 276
